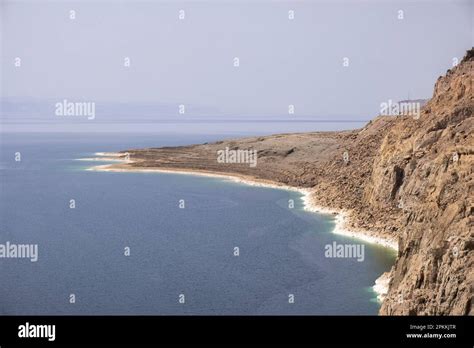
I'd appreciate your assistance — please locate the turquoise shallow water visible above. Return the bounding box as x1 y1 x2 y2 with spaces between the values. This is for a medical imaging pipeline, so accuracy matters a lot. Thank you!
0 132 396 315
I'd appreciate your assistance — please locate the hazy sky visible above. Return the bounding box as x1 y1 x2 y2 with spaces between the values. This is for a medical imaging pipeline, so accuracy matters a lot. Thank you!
1 0 473 119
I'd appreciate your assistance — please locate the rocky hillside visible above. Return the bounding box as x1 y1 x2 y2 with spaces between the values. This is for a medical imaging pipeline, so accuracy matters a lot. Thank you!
114 48 473 315
376 49 473 315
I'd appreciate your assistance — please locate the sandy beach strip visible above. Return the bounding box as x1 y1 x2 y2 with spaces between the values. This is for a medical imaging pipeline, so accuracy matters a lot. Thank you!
87 152 398 251
86 151 397 301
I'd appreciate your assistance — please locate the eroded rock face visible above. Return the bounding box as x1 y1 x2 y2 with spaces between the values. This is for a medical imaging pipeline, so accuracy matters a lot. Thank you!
116 48 473 315
376 50 473 315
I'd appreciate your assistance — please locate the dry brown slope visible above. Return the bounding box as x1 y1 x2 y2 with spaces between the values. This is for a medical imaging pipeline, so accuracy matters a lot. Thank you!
375 50 473 315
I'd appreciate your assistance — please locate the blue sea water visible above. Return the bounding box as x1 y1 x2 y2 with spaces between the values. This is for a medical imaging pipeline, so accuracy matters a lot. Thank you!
0 132 395 315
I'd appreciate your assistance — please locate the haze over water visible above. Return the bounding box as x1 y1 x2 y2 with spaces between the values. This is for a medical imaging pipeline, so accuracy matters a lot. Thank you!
0 0 470 316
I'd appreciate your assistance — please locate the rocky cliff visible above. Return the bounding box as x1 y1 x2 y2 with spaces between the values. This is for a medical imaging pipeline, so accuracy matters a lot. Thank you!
376 50 473 315
110 48 473 315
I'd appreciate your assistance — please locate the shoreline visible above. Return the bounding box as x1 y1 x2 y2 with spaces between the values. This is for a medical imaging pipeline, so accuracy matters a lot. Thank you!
85 152 398 301
87 153 398 250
